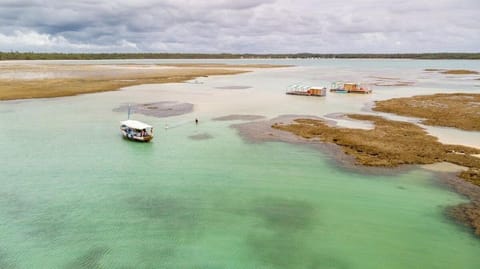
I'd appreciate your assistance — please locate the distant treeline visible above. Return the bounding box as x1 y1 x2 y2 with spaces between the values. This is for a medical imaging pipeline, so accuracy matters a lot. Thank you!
1 52 479 60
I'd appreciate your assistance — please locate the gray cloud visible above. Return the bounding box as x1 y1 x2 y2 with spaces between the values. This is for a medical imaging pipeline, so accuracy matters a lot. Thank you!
0 0 478 53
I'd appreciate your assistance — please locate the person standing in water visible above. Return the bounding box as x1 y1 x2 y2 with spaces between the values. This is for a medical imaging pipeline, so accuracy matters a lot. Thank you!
195 118 199 125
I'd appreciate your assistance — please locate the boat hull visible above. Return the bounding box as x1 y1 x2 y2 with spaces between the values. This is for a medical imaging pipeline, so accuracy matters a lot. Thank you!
121 130 153 142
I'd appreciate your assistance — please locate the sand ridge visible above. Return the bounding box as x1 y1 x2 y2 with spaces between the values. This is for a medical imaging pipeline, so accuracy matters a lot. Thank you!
0 63 289 100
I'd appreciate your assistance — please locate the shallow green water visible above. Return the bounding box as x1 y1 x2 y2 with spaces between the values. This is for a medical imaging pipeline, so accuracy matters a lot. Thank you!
1 59 480 268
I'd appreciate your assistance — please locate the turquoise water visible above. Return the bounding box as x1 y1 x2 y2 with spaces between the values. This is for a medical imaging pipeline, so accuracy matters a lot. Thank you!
1 59 480 268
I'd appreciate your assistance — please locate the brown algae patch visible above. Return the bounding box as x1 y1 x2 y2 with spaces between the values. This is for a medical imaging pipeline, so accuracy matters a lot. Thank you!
373 93 480 131
441 69 479 75
188 133 214 140
440 173 480 236
246 197 327 268
113 102 193 118
272 115 480 169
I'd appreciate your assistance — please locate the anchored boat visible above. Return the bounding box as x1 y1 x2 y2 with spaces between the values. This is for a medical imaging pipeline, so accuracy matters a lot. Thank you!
120 120 154 142
120 105 154 142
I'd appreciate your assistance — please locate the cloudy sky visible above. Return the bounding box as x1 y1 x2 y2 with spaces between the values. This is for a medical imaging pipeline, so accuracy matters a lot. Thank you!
0 0 479 53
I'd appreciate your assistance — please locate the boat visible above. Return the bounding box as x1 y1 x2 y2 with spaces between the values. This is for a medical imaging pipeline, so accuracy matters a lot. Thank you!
330 82 372 94
286 84 327 97
120 105 154 142
120 120 154 142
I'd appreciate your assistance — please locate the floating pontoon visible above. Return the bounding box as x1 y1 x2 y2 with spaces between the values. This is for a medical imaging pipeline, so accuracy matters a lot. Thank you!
330 82 372 94
286 84 327 97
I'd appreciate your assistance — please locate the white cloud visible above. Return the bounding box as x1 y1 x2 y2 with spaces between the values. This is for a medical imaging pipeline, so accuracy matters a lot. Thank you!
0 30 139 52
0 0 478 53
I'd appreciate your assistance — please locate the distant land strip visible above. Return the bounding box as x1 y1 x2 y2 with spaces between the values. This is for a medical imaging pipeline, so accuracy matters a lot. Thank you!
1 52 480 60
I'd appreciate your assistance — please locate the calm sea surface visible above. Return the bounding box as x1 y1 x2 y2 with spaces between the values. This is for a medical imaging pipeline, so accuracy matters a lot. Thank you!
1 59 480 268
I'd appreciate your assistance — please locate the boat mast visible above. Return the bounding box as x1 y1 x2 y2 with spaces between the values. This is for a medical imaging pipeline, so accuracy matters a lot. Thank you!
127 104 131 120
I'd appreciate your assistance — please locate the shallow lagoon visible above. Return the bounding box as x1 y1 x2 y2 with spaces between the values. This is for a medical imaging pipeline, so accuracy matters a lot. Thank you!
1 59 480 268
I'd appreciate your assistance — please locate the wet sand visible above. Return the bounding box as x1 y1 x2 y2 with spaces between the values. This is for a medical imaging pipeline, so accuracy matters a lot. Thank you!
213 114 266 121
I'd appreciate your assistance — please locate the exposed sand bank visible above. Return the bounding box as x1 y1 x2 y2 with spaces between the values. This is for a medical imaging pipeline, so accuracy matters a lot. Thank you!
373 93 480 131
0 63 288 100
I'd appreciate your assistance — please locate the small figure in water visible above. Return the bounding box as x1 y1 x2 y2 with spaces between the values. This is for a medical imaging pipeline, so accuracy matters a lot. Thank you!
195 118 199 125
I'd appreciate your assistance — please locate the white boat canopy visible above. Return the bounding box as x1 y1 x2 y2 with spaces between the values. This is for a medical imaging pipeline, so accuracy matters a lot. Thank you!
120 120 152 130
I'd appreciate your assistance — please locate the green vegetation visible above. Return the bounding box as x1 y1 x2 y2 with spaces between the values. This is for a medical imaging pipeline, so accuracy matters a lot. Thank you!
1 52 480 60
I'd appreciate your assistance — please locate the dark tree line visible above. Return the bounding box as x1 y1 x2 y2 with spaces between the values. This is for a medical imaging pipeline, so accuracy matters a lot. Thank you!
1 52 479 60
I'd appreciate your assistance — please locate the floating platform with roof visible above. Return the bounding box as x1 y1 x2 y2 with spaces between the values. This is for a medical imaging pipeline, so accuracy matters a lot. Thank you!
286 84 327 97
330 82 372 94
